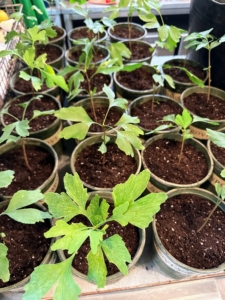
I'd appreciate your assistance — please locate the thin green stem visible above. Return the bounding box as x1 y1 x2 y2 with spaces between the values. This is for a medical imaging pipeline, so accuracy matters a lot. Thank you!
178 135 184 165
22 138 32 172
85 71 97 122
207 49 211 102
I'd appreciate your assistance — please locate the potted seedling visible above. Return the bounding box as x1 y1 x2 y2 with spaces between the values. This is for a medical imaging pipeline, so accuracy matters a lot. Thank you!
22 169 167 300
180 29 225 139
142 109 215 192
55 85 144 190
0 170 54 292
0 95 58 198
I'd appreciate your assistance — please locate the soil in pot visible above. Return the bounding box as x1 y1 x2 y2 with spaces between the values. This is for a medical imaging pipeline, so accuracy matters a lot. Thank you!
70 28 105 41
163 61 205 83
49 26 64 42
68 69 111 96
0 145 54 196
36 44 62 64
0 205 51 287
66 205 139 275
14 71 50 93
131 100 182 131
3 95 57 132
117 68 155 90
210 143 225 167
75 143 137 188
155 194 225 269
143 139 208 184
125 42 152 61
85 107 122 132
110 27 143 39
68 48 106 63
183 93 225 119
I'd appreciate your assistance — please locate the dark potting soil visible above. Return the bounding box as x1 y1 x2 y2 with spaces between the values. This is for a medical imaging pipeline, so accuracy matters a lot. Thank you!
0 206 51 287
69 48 107 63
131 100 182 131
211 143 225 167
3 95 57 132
69 69 111 96
183 93 225 120
49 26 64 41
86 107 122 132
110 27 143 39
125 42 152 61
14 78 50 93
36 44 62 64
70 28 105 40
163 61 205 83
75 143 137 188
0 145 54 196
156 194 225 269
117 68 155 91
143 139 208 184
66 206 139 276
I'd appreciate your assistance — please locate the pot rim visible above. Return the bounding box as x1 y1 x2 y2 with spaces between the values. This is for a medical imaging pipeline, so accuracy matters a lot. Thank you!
108 22 147 42
68 26 108 44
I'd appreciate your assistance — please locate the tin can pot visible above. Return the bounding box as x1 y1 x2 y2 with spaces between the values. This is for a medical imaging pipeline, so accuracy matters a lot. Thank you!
48 25 66 47
36 43 64 70
68 26 107 46
108 22 147 42
123 40 155 64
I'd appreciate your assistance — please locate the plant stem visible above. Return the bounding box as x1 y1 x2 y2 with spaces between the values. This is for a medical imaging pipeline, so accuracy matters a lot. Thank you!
197 199 222 232
85 71 97 122
21 138 32 172
207 49 211 102
151 86 156 112
178 136 184 165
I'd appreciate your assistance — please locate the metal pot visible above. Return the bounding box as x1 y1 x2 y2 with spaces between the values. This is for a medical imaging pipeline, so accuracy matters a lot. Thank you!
108 22 147 42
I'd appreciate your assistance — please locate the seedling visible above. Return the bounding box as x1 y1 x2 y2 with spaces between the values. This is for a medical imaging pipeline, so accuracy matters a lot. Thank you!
0 170 51 283
147 109 218 164
0 95 54 171
60 39 122 121
23 170 167 300
184 28 225 101
55 85 144 157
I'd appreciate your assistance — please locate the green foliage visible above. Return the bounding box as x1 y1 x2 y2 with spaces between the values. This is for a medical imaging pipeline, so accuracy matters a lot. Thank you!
0 243 9 282
206 129 225 148
55 85 143 156
22 170 167 299
0 170 14 188
108 42 132 66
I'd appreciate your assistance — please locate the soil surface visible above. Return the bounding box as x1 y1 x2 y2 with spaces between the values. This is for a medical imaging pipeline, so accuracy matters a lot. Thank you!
0 145 54 196
68 48 107 63
68 69 111 96
67 205 139 276
131 99 182 131
110 27 143 39
36 44 62 64
211 143 225 167
3 95 57 132
143 139 208 184
70 28 105 41
49 26 64 42
14 76 50 93
124 42 152 61
0 205 51 287
117 68 155 91
75 143 137 188
163 61 205 83
156 194 225 269
183 93 225 120
86 106 122 132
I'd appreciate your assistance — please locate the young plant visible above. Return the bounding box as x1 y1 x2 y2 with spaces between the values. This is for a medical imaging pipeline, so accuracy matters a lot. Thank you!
147 109 218 164
23 170 167 300
55 85 144 156
184 28 225 101
60 39 122 121
0 95 55 171
0 170 51 283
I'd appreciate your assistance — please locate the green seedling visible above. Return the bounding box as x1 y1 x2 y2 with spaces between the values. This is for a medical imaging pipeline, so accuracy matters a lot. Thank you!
184 28 225 102
206 128 225 149
0 95 55 171
60 38 122 121
0 170 51 283
23 170 167 300
147 109 218 164
55 85 144 157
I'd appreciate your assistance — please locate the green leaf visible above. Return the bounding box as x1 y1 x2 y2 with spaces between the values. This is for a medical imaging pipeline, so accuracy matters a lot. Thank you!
32 110 55 119
102 17 117 29
102 85 127 110
58 123 91 140
72 5 88 17
116 130 144 155
0 123 16 143
115 113 140 125
86 195 109 226
206 129 225 148
55 107 93 123
121 63 142 72
112 170 150 207
115 132 133 156
192 115 218 125
0 243 9 282
87 245 107 288
0 170 14 188
23 48 35 67
95 59 122 75
120 124 143 135
45 192 81 222
23 255 81 300
64 173 89 210
175 109 192 130
108 42 131 66
158 25 169 42
98 142 107 154
4 209 51 224
219 35 225 43
101 234 131 275
139 13 159 29
163 74 175 89
221 170 225 178
15 120 30 137
89 230 105 255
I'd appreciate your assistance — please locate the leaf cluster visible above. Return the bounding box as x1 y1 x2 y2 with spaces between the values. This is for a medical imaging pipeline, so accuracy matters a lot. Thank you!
23 170 167 300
